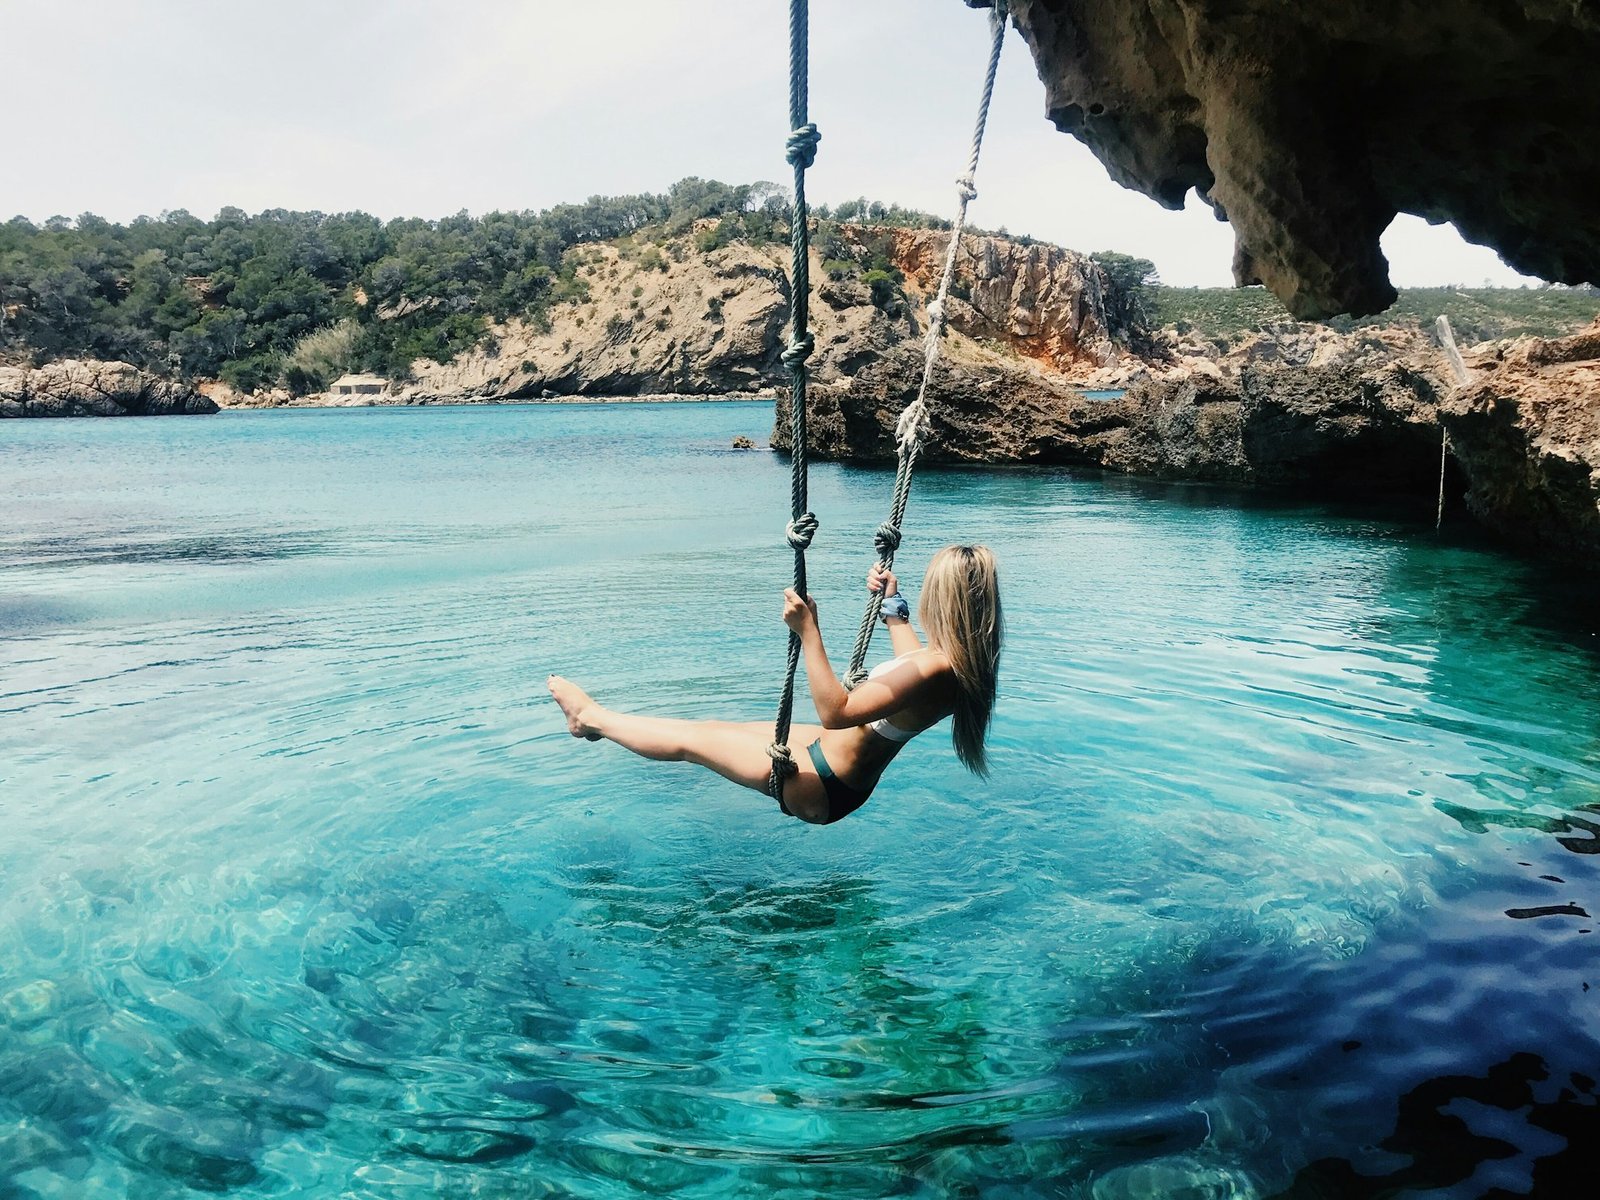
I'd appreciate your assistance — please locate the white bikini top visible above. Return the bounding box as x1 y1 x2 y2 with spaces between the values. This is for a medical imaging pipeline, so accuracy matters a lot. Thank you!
864 653 923 744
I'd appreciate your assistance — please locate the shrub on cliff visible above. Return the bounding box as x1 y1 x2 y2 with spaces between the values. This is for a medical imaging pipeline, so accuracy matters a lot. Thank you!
695 221 731 253
282 319 360 394
861 269 906 317
1091 251 1160 348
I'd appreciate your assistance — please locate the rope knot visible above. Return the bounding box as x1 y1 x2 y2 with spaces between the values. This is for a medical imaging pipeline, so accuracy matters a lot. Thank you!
785 123 821 168
955 175 978 203
874 522 902 558
842 667 868 692
767 742 797 777
781 332 815 370
785 512 819 551
895 398 931 449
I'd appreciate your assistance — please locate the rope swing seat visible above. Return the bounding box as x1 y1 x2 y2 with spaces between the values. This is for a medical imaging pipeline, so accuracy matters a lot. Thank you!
765 0 1011 804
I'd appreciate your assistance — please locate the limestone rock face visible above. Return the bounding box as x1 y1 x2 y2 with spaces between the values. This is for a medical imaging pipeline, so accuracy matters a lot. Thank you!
1447 320 1600 554
399 241 791 403
782 324 1450 486
781 316 1600 557
0 360 217 418
830 226 1118 372
1101 354 1446 489
997 0 1600 318
776 343 1085 465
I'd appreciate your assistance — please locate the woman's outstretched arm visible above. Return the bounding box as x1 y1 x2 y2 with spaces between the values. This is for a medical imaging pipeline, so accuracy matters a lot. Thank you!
783 588 940 730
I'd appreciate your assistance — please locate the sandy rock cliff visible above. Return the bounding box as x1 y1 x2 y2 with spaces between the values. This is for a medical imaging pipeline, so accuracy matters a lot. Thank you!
991 0 1600 319
838 225 1117 374
392 226 1116 405
400 241 790 402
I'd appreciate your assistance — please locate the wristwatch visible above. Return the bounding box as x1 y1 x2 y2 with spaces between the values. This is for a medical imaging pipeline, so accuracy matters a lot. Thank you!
879 594 910 623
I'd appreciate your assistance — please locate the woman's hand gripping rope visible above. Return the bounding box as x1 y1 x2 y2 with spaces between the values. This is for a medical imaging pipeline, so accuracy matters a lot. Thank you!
782 588 819 638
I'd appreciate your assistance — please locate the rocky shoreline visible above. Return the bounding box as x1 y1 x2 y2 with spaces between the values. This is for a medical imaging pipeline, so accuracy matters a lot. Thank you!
0 360 216 418
774 318 1600 560
203 388 777 410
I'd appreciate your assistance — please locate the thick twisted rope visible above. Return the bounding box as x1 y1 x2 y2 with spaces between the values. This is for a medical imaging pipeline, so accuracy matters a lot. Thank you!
841 0 1008 689
768 0 822 802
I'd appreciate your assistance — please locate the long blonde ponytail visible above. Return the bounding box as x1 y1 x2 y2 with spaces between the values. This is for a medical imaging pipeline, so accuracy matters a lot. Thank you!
918 545 1002 775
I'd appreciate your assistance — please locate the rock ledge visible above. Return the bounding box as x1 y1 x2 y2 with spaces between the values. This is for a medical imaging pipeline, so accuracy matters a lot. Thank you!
0 360 217 418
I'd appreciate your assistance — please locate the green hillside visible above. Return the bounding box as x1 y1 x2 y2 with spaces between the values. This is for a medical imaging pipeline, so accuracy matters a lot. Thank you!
1154 284 1600 344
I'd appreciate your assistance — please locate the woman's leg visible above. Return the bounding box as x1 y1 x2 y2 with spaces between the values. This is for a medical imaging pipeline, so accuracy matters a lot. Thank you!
548 677 828 820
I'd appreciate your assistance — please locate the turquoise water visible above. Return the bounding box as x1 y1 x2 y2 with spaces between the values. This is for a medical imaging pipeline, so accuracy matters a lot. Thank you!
3 402 1598 1198
1076 389 1126 402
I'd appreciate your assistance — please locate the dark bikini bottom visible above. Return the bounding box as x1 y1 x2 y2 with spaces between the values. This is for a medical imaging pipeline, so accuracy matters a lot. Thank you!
773 739 873 824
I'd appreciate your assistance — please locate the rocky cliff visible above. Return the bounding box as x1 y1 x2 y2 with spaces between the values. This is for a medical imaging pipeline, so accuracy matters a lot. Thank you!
0 360 217 418
992 0 1600 319
780 316 1600 559
1448 322 1600 554
381 225 1117 405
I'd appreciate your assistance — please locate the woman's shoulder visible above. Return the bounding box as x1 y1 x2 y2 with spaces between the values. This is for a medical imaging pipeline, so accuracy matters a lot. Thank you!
869 648 952 687
904 648 955 679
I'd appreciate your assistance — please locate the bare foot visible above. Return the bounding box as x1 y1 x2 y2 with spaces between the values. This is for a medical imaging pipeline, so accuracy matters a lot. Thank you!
548 675 602 741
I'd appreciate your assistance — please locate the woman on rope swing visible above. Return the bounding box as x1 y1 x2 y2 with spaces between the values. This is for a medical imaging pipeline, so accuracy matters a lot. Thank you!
548 545 1002 825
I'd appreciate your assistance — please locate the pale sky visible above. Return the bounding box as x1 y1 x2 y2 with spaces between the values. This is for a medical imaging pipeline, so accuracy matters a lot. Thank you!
6 0 1536 288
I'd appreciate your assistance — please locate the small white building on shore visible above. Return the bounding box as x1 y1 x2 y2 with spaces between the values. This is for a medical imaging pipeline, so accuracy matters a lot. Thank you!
328 373 388 396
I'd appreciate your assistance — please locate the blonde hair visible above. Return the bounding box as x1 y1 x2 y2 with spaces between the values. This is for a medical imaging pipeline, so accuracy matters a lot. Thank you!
917 544 1002 775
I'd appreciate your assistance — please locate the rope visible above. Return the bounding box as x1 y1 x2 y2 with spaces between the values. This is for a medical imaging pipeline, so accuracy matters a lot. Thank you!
1436 426 1450 531
767 0 821 802
840 0 1009 690
1431 315 1468 533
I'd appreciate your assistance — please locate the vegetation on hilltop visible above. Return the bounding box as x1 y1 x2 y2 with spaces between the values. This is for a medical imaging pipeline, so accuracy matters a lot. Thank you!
1155 283 1600 344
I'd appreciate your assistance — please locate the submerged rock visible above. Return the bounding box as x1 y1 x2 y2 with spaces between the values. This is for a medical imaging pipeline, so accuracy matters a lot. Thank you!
0 359 217 418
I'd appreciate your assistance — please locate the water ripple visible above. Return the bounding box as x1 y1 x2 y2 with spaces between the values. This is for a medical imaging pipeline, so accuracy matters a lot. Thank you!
2 405 1598 1196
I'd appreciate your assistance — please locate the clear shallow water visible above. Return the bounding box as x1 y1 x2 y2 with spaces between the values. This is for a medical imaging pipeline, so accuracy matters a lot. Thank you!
2 403 1598 1198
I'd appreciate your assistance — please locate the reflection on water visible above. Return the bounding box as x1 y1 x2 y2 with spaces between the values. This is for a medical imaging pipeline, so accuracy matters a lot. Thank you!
1 403 1598 1197
2 530 331 568
1272 1053 1599 1199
